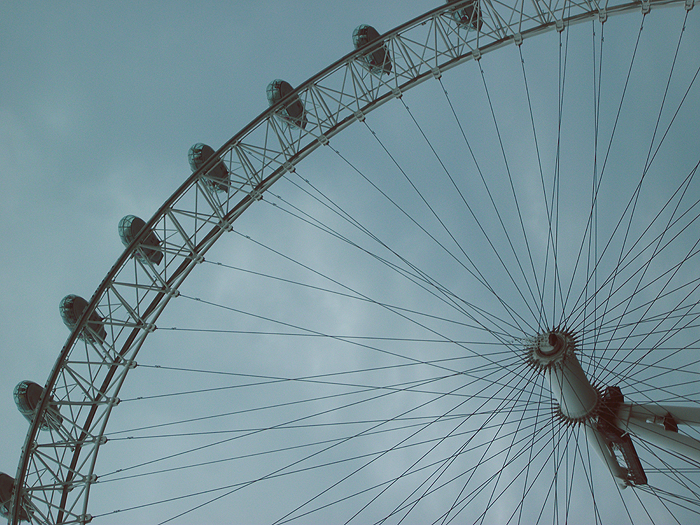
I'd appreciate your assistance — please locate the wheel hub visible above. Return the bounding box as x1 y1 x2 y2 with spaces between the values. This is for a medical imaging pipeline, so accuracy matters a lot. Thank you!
528 329 575 368
526 329 600 423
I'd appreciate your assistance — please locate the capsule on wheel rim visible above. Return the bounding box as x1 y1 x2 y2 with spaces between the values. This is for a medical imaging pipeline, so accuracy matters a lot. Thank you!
188 143 229 193
59 294 107 342
352 24 392 76
446 0 483 31
118 215 163 265
13 380 63 431
266 79 307 129
0 472 31 521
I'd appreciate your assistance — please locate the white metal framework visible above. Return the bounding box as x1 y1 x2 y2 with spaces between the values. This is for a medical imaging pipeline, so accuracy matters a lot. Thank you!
7 1 700 523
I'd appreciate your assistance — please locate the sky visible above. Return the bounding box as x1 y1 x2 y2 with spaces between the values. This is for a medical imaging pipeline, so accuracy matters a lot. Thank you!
1 1 700 524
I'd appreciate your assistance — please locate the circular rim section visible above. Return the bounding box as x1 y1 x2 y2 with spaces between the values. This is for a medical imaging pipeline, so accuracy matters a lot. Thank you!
10 1 699 523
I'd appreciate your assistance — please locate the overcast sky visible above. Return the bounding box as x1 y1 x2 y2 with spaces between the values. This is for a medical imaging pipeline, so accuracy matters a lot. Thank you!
1 1 699 524
0 0 432 459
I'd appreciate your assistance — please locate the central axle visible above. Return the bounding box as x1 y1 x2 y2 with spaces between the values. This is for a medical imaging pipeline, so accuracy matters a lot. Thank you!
524 329 700 489
528 330 599 421
526 329 648 488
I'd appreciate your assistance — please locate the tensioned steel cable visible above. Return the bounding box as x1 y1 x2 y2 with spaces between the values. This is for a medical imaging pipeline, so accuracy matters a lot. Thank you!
158 352 528 525
399 95 539 313
197 225 538 389
516 43 550 331
139 342 544 520
111 354 520 417
594 237 700 385
213 235 523 335
561 14 647 331
99 365 486 484
570 230 700 351
477 59 545 333
274 410 550 525
589 18 605 380
387 368 550 525
216 234 528 371
569 424 603 525
434 76 549 330
116 368 548 512
593 11 695 379
270 174 486 323
358 116 536 335
441 413 566 525
337 356 540 525
470 362 544 525
269 170 524 337
395 402 558 525
272 349 539 524
107 351 534 440
101 402 546 482
410 77 547 331
553 18 573 330
630 440 699 518
565 163 700 333
567 183 700 332
515 369 549 524
391 358 543 525
441 368 548 525
605 285 700 389
255 161 527 343
572 15 652 348
93 415 557 523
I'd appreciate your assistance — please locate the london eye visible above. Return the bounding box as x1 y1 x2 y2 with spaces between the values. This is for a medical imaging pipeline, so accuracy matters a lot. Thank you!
2 1 700 523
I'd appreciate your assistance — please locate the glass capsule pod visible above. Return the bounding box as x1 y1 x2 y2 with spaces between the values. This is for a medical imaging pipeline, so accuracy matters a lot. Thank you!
118 215 164 265
13 380 63 431
188 143 229 193
352 24 392 76
446 0 483 31
59 294 107 342
0 473 30 522
266 79 307 129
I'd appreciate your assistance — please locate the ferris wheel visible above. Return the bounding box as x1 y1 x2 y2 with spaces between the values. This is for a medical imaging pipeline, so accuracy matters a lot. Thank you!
3 0 700 523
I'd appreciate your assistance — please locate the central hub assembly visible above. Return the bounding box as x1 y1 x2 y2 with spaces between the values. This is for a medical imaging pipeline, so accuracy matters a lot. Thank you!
527 329 599 422
530 330 573 365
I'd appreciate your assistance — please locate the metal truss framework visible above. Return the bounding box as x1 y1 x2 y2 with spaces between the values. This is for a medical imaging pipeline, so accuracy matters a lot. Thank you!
9 0 698 523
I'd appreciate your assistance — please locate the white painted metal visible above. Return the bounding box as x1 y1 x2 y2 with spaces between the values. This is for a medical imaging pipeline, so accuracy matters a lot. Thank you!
623 403 700 426
535 333 600 420
8 1 700 523
548 355 599 419
618 404 700 463
585 423 631 489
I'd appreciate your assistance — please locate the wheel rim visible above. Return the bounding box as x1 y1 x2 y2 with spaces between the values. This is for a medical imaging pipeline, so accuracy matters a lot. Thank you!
8 1 700 523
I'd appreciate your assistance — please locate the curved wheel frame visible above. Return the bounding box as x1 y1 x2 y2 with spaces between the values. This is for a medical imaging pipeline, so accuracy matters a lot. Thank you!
9 0 699 523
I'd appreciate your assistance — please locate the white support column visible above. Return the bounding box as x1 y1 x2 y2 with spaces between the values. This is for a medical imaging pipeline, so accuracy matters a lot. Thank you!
623 403 700 426
548 354 599 419
617 404 700 464
585 423 630 489
534 331 599 420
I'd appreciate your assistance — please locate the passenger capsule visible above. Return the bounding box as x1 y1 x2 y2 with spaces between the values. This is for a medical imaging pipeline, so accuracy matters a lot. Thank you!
118 215 163 265
352 24 392 76
266 79 307 129
446 0 483 31
59 294 107 341
13 380 62 431
188 143 229 193
0 472 30 521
